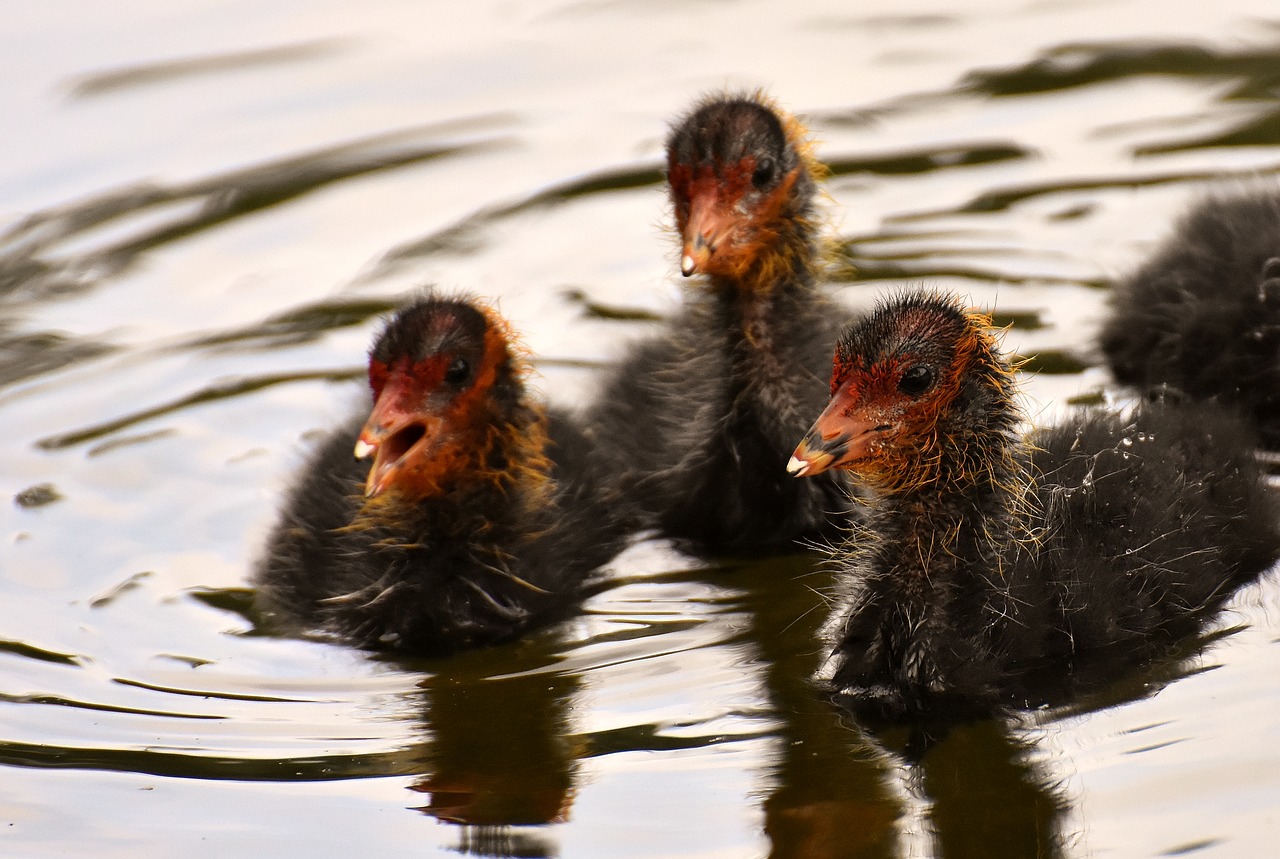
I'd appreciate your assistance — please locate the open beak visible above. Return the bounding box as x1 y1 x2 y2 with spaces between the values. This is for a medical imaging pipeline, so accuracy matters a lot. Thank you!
787 388 885 478
354 375 438 498
680 187 735 277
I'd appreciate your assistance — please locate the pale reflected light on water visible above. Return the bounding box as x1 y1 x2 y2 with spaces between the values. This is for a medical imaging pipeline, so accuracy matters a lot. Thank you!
3 1 1280 856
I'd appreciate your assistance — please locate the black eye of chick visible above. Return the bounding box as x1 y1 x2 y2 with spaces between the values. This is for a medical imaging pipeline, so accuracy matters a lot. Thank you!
444 357 470 385
751 157 776 188
898 365 934 396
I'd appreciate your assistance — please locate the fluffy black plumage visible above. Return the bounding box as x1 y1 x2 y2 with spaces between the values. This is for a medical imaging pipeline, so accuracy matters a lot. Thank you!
792 292 1280 721
255 294 625 655
1100 189 1280 446
583 93 853 555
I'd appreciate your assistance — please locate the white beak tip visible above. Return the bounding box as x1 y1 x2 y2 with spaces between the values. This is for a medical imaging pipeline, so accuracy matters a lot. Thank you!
680 254 696 277
354 440 375 460
786 454 810 477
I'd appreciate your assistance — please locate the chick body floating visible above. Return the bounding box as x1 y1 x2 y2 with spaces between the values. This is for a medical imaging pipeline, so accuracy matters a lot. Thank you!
256 294 624 655
1101 190 1280 446
791 291 1280 720
586 93 853 554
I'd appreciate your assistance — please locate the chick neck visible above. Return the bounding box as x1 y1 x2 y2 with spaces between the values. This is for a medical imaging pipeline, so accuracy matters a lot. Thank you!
860 337 1031 594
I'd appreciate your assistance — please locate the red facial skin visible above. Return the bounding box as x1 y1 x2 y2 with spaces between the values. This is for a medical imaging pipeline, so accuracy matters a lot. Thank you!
355 324 513 503
787 356 933 484
668 157 802 285
359 355 450 498
789 306 1000 494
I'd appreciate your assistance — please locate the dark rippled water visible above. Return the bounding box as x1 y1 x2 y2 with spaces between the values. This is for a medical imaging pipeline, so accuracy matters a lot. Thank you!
4 1 1280 856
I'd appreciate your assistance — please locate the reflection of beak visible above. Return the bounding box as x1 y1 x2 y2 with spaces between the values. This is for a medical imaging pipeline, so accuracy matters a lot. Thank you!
354 375 436 498
787 388 884 478
680 189 733 277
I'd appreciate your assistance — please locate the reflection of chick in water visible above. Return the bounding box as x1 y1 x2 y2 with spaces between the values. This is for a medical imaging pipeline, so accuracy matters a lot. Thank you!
410 643 582 857
881 722 1066 859
737 557 899 859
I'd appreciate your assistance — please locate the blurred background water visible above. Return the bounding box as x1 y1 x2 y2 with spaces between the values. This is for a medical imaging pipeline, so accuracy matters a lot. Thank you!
3 0 1280 856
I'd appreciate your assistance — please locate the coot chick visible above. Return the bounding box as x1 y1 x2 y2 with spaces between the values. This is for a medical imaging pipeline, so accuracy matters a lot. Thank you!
1100 189 1280 447
790 291 1280 721
255 293 625 655
585 92 853 555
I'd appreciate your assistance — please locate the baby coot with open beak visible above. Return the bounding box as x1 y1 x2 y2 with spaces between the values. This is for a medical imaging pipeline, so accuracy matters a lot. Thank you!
256 292 627 655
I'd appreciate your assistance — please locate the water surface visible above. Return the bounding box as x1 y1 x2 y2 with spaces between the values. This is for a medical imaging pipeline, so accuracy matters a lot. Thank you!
4 1 1280 856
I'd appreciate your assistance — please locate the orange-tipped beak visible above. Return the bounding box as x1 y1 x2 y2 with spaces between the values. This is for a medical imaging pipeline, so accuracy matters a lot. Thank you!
679 188 735 277
787 388 885 478
355 375 439 498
